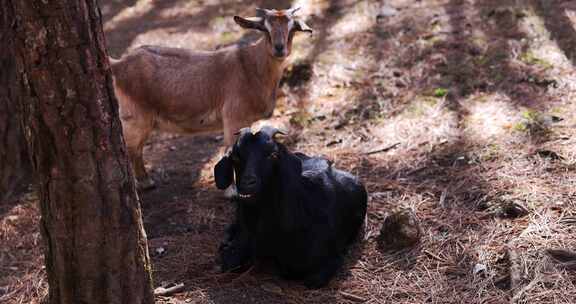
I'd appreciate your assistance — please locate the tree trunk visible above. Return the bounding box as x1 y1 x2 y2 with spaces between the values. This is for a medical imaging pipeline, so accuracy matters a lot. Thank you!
8 1 155 303
0 3 29 203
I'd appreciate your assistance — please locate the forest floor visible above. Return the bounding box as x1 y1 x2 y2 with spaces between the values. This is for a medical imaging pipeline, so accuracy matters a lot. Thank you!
2 0 576 303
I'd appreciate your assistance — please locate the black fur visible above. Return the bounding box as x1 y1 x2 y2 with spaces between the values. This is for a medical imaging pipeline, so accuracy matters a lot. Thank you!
214 127 367 288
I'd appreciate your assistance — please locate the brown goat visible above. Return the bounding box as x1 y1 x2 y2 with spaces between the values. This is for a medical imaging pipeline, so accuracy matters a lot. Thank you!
110 8 312 189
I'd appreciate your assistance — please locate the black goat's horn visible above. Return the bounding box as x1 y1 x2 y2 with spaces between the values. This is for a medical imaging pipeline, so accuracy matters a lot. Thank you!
234 127 252 146
234 127 252 136
260 126 286 139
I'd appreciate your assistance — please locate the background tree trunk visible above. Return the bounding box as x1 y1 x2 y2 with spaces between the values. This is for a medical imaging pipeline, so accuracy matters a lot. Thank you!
8 1 155 303
0 4 29 203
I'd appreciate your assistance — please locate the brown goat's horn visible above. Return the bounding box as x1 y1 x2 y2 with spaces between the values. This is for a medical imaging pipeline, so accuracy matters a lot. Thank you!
255 7 273 16
287 7 301 16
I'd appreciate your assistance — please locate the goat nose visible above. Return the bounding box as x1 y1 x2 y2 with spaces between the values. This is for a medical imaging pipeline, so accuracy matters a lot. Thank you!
274 44 284 53
244 179 257 187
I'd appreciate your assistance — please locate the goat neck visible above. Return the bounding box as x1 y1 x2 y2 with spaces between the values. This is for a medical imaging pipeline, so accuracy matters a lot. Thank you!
240 37 287 89
265 150 309 230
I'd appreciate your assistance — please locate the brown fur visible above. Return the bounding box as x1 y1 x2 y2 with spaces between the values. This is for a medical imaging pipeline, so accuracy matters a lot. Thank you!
110 9 311 187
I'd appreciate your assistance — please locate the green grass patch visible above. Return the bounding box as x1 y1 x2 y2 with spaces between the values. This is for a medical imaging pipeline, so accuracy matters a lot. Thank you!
520 51 553 69
512 122 528 132
513 109 551 137
403 96 438 117
433 88 449 98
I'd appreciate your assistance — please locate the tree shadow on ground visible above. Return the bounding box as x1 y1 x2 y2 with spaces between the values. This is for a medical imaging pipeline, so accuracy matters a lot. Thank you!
102 0 294 57
378 0 560 123
305 0 350 64
530 0 576 65
358 137 516 300
137 134 221 239
440 0 553 108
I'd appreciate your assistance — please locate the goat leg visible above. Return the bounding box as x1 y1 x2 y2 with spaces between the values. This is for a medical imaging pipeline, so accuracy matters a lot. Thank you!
303 255 344 289
128 148 155 191
218 223 253 272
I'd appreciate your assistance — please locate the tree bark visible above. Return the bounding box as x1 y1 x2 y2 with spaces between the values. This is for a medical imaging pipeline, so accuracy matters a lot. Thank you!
0 3 29 203
8 1 155 303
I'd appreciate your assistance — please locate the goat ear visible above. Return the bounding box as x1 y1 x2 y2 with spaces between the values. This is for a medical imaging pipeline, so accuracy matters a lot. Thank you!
234 16 266 32
214 155 234 190
293 20 312 33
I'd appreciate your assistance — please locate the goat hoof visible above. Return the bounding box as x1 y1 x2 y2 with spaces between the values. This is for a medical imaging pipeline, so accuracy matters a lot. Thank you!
137 177 156 191
219 244 251 273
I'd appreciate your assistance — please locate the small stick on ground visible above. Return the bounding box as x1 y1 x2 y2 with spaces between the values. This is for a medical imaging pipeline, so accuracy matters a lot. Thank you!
424 250 446 263
154 283 185 296
365 143 401 155
231 264 255 283
339 291 367 303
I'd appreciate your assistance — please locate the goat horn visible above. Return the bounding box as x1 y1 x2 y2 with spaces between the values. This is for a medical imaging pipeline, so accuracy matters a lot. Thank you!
259 126 286 139
234 127 252 145
234 127 252 137
287 7 301 16
255 7 273 16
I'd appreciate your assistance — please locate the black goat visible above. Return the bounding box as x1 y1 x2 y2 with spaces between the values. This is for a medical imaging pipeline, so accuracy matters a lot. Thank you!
214 126 367 288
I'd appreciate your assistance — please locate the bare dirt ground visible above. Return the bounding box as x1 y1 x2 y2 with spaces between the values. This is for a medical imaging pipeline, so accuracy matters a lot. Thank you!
2 0 576 303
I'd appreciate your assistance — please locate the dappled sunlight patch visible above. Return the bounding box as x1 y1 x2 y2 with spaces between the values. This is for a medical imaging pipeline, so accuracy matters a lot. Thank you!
103 0 155 32
371 96 460 152
328 1 378 40
195 146 227 188
463 93 520 143
310 31 378 91
518 7 572 71
157 1 207 19
288 33 314 63
491 152 576 212
311 57 373 98
123 2 246 51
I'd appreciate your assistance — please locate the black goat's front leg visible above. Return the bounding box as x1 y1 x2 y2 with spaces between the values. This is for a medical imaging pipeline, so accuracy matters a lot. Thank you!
218 223 253 272
303 255 344 289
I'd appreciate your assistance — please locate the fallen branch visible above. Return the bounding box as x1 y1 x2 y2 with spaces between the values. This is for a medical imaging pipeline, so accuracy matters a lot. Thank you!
365 143 401 155
154 283 185 296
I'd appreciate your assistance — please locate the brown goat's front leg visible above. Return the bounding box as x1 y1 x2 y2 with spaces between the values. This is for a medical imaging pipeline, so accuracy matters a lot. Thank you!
129 147 155 191
223 122 242 146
